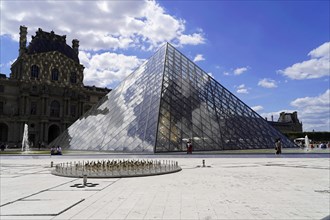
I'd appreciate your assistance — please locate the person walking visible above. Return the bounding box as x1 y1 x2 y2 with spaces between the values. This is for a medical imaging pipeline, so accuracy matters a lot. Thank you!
275 138 282 155
186 140 193 154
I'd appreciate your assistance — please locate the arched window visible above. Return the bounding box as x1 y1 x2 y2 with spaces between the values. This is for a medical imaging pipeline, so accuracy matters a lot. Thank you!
50 100 60 117
31 65 39 78
70 72 77 84
51 68 59 81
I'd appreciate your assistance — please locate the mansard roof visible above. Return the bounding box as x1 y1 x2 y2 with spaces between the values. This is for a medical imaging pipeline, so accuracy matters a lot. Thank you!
26 28 79 63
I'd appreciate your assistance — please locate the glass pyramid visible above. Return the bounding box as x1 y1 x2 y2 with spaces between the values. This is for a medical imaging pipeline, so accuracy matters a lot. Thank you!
51 43 296 152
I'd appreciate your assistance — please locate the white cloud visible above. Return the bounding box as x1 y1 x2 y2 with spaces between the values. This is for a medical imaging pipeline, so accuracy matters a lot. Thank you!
251 105 264 112
308 42 330 58
236 84 249 94
290 90 330 131
193 54 205 62
237 89 248 94
258 78 278 88
291 89 330 108
223 66 250 76
79 51 145 88
278 42 330 80
0 0 205 51
233 66 248 75
96 1 110 13
179 33 205 45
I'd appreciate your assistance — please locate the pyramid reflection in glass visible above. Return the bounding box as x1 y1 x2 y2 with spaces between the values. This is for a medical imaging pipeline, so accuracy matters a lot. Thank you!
51 43 296 152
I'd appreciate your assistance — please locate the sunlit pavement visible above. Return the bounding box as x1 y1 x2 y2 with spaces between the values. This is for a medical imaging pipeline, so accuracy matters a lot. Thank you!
1 154 329 220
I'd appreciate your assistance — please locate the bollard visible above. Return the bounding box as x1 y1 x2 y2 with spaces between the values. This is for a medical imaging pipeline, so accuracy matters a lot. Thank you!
51 161 53 167
83 174 87 186
202 159 205 167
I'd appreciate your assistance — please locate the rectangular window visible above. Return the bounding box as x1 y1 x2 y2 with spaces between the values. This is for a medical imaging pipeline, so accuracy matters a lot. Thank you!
70 105 76 117
51 68 59 81
30 101 37 115
31 65 39 78
0 102 3 114
70 72 77 84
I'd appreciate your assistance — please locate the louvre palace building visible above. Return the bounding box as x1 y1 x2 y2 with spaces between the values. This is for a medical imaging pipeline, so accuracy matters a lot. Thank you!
268 111 303 133
0 26 110 147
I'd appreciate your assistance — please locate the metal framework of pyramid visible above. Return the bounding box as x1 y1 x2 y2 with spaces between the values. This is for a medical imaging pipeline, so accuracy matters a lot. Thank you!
51 43 296 152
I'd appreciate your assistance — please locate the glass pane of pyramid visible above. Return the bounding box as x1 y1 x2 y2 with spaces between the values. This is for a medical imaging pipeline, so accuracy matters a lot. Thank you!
51 43 296 152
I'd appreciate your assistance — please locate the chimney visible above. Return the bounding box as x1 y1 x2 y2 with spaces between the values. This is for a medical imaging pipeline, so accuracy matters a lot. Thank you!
19 26 27 56
72 39 79 55
271 115 274 121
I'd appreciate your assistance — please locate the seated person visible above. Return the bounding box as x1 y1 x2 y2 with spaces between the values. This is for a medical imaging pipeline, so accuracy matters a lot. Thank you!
56 146 62 155
50 146 56 155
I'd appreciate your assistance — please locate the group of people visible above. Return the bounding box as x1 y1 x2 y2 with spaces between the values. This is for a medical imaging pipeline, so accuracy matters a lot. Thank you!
186 138 285 154
50 146 62 155
310 142 329 149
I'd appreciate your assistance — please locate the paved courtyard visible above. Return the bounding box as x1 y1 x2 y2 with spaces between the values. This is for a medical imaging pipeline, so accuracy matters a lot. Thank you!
0 154 329 220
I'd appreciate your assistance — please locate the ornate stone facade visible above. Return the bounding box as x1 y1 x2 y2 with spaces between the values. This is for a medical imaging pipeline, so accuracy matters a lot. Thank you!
0 26 110 147
268 111 303 133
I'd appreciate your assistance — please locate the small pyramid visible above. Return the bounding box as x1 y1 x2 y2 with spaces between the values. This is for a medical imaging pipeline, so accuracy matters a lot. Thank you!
51 43 296 152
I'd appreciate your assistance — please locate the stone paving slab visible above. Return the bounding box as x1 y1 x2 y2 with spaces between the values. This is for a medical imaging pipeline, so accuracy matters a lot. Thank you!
0 155 329 220
1 198 84 216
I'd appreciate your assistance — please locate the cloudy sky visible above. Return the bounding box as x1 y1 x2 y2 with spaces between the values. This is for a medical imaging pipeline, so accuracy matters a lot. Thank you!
0 0 329 131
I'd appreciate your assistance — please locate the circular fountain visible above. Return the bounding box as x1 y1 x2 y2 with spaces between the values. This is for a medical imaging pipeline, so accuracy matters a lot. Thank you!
52 159 182 178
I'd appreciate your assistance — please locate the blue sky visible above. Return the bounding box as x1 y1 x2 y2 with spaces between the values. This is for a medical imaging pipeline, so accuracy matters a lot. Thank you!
0 0 329 131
